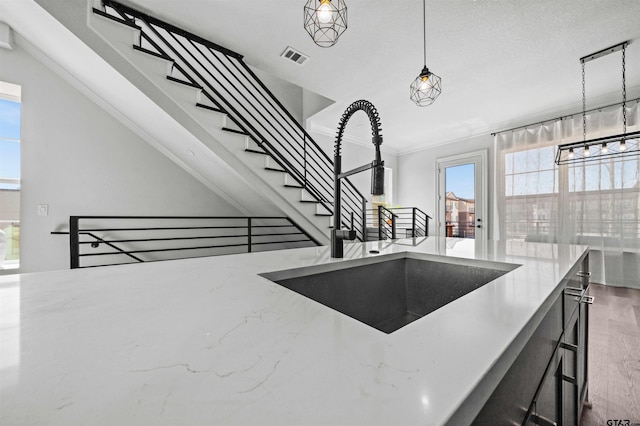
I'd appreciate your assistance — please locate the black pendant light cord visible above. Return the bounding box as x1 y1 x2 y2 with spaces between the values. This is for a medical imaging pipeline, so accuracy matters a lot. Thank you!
622 43 627 135
582 61 586 143
422 0 426 66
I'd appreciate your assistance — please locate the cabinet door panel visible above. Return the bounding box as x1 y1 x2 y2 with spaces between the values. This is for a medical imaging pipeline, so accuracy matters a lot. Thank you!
536 354 563 426
577 289 589 418
563 309 579 426
473 296 563 425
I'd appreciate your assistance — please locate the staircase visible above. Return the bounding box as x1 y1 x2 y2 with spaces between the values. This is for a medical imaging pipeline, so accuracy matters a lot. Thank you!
87 0 368 243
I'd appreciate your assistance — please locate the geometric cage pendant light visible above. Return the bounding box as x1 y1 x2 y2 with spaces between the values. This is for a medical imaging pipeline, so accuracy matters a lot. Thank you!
555 41 639 165
303 0 347 48
410 0 442 106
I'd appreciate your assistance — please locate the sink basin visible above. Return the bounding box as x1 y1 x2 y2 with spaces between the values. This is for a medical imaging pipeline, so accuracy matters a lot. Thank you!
261 252 519 334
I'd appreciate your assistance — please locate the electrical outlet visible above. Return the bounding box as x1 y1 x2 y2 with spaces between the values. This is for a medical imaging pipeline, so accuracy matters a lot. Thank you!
37 204 49 216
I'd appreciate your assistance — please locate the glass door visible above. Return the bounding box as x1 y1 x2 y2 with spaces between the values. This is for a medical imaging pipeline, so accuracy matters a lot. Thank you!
436 151 487 240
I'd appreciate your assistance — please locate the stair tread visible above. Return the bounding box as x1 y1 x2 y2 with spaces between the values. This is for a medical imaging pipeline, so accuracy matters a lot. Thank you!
166 75 201 89
265 167 286 172
92 8 141 30
244 148 268 155
195 102 225 114
222 127 250 136
315 213 332 217
132 45 172 61
300 199 320 203
284 184 304 189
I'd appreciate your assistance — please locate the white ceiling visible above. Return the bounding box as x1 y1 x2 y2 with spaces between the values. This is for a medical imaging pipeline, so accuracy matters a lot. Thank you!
122 0 640 154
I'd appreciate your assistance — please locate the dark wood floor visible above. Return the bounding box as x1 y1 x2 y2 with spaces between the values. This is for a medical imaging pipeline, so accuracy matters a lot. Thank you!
581 283 640 426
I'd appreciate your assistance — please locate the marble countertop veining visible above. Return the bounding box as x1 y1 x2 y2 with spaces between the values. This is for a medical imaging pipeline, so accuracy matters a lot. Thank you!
0 238 588 425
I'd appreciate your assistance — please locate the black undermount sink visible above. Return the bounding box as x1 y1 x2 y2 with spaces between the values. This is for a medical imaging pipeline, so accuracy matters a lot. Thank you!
261 252 519 334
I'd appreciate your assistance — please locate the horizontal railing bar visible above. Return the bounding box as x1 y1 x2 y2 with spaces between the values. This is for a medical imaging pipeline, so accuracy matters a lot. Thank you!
72 215 291 220
79 235 248 244
75 224 299 232
80 243 251 256
80 236 312 257
78 226 254 231
78 231 310 245
250 239 313 246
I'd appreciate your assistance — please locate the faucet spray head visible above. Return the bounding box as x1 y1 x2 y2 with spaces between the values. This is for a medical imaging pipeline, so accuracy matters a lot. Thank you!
371 162 385 196
371 135 384 196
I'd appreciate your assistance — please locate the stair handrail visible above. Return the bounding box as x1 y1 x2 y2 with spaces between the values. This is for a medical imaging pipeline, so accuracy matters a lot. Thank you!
55 215 319 269
98 1 367 240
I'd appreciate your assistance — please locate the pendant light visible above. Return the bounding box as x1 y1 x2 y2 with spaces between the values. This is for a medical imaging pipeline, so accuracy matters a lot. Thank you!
410 0 442 107
303 0 347 48
556 41 639 165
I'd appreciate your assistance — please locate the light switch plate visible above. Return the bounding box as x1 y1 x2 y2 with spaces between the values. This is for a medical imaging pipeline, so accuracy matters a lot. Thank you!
37 204 48 216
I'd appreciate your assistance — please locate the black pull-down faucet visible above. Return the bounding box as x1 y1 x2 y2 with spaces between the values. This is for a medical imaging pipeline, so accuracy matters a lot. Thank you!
331 100 385 258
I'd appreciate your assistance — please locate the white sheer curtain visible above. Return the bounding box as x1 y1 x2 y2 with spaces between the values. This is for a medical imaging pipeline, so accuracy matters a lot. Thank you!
494 101 640 288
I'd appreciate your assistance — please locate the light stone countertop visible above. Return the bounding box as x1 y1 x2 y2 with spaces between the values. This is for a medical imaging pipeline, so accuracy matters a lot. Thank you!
0 237 588 425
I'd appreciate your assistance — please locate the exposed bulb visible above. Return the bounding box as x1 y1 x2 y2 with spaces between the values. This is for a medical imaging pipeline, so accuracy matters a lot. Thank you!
620 139 627 151
568 147 575 159
601 143 608 154
584 145 590 156
317 0 333 24
419 75 430 91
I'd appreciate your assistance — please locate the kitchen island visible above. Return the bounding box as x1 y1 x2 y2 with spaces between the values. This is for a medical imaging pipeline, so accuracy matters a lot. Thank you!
0 238 588 425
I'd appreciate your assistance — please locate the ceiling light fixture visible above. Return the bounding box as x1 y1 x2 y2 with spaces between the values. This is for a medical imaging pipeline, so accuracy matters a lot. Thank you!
556 41 639 165
303 0 347 48
410 0 441 107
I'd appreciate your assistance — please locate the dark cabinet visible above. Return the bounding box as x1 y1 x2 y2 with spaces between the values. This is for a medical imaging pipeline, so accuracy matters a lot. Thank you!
473 291 563 425
526 349 564 426
562 254 591 424
473 252 590 426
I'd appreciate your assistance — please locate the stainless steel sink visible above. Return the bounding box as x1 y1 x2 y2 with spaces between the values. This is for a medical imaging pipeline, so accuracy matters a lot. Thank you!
260 252 519 334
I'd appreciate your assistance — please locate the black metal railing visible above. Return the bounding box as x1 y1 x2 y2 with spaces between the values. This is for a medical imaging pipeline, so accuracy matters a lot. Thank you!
366 207 431 240
445 223 475 238
96 1 367 240
53 216 319 269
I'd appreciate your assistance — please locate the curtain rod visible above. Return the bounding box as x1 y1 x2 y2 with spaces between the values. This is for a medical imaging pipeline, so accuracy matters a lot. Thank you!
491 97 640 136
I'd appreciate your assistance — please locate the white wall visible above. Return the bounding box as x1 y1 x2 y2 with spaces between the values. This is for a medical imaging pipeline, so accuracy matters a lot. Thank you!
251 67 304 124
397 134 494 237
0 43 242 273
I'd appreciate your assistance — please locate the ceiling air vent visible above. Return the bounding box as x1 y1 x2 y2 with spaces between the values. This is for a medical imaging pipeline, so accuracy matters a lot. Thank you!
281 46 309 66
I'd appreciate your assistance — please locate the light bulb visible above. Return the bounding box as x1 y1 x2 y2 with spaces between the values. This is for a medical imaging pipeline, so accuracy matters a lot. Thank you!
317 0 333 24
620 139 627 151
419 76 430 91
601 143 608 154
568 147 575 159
584 145 590 156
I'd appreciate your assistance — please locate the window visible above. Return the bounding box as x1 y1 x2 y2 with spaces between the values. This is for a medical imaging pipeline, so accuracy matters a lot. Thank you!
0 81 21 269
495 102 640 286
503 146 560 239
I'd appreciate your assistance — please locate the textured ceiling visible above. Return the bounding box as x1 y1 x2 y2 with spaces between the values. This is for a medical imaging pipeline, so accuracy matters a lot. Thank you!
122 0 640 154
